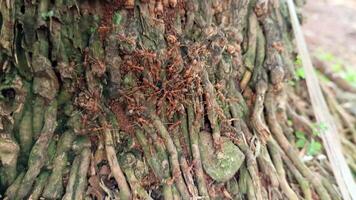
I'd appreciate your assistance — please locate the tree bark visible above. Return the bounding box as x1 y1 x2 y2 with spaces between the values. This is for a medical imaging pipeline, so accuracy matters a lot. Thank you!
0 0 342 199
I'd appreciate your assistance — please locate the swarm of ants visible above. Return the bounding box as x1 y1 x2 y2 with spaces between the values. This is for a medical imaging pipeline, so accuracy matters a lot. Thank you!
118 34 206 125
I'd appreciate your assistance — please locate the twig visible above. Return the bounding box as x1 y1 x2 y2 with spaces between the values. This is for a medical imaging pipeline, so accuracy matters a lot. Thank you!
28 171 50 200
62 155 80 200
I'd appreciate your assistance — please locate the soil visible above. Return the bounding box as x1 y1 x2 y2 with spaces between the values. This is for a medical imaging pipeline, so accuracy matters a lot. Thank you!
303 0 356 67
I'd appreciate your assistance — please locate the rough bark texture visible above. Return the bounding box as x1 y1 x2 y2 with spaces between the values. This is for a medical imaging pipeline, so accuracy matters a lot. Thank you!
0 0 343 199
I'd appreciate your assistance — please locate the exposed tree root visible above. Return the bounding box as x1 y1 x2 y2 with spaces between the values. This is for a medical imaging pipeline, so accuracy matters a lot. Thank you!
265 88 331 200
100 117 132 200
149 112 190 200
267 139 298 200
314 57 356 93
188 103 210 199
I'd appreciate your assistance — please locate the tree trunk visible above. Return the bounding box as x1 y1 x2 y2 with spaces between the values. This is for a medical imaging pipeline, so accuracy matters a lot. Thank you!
0 0 342 199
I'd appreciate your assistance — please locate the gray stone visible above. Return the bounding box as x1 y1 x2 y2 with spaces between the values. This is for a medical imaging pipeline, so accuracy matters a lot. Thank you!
199 131 245 182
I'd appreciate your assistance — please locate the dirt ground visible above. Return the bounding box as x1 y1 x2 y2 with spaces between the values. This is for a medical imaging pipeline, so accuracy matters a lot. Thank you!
303 0 356 67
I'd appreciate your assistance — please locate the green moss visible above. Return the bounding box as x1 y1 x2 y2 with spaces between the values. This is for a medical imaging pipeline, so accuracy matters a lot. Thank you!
199 131 245 182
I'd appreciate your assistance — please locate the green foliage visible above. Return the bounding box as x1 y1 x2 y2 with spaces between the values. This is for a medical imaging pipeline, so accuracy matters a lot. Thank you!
295 68 305 79
294 55 306 80
113 11 122 25
294 130 323 156
307 139 322 156
41 10 54 20
295 131 307 148
341 69 356 86
317 51 335 62
311 122 328 136
331 63 343 73
89 27 97 34
294 55 303 66
287 119 293 126
296 138 306 148
316 50 356 86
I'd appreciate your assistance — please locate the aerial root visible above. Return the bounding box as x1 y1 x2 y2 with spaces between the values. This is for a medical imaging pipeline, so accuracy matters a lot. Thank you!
149 111 191 200
322 84 356 143
188 102 211 199
100 117 132 200
267 139 299 200
276 141 313 200
135 129 174 200
10 101 58 199
265 87 332 200
251 80 270 143
42 130 75 199
201 70 222 147
228 101 263 199
28 171 50 200
172 122 199 198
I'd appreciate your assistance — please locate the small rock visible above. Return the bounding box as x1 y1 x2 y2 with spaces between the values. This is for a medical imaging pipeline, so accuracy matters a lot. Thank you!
199 131 245 182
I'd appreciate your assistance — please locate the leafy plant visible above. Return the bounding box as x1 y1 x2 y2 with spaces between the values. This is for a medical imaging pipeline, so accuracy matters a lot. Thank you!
316 50 356 86
41 10 54 20
295 131 307 148
295 68 305 80
294 55 303 66
307 139 322 156
89 27 97 34
294 56 306 80
311 122 328 136
342 69 356 86
294 130 323 156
